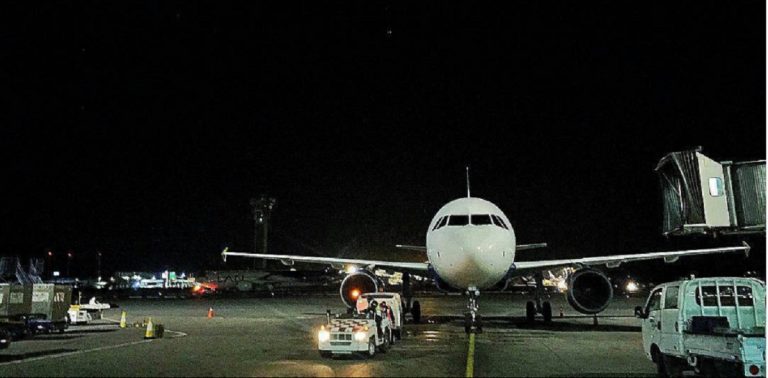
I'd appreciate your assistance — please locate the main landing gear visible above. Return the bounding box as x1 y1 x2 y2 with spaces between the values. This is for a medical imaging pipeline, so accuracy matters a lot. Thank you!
526 272 552 323
402 273 421 325
464 287 483 334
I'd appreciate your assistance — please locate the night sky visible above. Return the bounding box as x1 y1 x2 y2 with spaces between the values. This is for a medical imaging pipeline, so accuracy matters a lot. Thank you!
2 2 765 279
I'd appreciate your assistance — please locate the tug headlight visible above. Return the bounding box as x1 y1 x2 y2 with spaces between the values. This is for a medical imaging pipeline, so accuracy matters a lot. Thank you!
318 330 330 342
354 331 367 341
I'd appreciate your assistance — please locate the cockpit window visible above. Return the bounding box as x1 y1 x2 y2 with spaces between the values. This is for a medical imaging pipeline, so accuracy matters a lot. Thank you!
471 214 492 225
447 215 469 226
491 215 509 229
433 216 449 231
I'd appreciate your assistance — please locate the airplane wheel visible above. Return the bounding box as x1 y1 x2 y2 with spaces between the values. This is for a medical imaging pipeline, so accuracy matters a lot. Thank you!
542 302 552 323
412 301 421 324
464 313 472 334
476 314 483 333
526 301 536 323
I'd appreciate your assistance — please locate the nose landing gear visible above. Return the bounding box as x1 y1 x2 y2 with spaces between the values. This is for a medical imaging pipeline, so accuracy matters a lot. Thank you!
464 287 483 334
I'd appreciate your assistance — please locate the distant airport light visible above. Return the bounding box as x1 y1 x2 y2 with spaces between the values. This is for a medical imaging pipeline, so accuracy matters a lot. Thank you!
52 271 60 277
626 281 639 293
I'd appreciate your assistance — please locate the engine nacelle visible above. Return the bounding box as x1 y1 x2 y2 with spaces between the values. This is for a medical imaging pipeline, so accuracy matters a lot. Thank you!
566 268 613 314
339 270 380 308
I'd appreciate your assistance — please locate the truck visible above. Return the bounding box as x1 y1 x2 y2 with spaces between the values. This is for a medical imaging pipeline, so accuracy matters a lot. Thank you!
317 292 402 358
635 277 765 377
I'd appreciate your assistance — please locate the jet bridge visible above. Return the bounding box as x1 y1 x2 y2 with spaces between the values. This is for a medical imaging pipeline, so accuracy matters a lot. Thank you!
655 148 765 236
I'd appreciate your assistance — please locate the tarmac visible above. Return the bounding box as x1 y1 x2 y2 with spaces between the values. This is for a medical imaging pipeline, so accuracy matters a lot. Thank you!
0 292 657 377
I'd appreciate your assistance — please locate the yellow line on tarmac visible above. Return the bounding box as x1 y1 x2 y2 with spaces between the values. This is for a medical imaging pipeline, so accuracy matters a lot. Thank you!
465 332 476 378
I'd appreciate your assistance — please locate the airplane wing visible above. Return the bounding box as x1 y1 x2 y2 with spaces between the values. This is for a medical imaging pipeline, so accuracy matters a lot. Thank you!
221 248 429 271
395 242 547 252
512 242 750 273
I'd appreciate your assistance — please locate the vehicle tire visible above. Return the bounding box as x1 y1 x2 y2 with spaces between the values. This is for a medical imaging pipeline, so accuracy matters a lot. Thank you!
661 354 685 378
319 350 333 359
412 301 421 324
652 348 667 377
542 302 552 323
379 328 390 353
696 358 719 377
526 301 536 323
366 338 376 358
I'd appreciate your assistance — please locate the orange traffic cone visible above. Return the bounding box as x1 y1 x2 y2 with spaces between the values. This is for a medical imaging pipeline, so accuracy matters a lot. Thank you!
207 307 215 319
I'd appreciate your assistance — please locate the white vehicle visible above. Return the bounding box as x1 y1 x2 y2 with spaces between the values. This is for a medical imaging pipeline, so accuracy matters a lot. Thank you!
67 305 93 325
635 277 765 377
317 313 393 358
355 292 404 339
223 173 750 333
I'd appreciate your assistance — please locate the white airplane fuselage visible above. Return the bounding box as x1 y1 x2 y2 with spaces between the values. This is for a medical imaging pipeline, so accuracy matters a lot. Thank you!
426 197 516 290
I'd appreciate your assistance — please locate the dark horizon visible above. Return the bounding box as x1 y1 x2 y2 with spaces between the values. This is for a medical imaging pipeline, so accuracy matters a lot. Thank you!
2 2 765 280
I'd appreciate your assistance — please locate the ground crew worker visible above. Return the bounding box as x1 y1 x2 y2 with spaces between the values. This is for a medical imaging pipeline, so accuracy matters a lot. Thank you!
370 300 383 337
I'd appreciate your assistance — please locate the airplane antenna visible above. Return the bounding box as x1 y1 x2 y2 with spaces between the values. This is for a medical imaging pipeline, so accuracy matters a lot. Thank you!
466 166 471 198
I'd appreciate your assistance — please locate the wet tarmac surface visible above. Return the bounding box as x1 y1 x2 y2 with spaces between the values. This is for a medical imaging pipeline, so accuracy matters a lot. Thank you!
0 293 657 376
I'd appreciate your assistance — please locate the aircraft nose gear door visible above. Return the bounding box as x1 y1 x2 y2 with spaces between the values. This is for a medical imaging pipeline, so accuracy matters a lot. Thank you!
465 287 483 334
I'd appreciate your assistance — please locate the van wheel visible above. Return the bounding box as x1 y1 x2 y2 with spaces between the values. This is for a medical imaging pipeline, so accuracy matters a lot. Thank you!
526 301 536 323
661 354 684 377
652 349 666 377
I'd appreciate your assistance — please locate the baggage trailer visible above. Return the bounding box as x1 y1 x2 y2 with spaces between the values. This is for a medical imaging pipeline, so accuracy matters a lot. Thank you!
636 277 765 377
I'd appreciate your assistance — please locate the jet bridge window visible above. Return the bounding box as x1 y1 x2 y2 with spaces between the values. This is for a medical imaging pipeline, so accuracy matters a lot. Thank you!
491 215 509 230
447 215 469 226
471 214 492 225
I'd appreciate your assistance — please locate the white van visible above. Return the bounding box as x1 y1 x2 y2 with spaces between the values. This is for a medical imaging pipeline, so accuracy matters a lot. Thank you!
635 277 765 377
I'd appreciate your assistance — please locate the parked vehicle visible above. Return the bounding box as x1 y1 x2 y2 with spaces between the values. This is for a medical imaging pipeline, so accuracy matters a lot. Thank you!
635 277 765 377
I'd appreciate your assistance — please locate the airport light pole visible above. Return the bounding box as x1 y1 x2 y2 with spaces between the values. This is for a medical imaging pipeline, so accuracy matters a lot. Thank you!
66 251 73 277
97 251 102 281
250 196 277 270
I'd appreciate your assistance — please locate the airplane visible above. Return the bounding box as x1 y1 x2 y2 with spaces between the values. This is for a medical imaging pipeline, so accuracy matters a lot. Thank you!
221 174 750 333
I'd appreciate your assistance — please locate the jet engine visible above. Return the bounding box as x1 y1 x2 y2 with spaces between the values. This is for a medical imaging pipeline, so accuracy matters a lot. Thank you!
339 270 380 308
565 268 613 314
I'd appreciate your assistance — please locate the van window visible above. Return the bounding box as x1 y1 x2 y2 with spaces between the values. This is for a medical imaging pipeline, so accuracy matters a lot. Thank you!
737 286 754 306
447 215 469 226
646 288 662 312
696 286 719 306
664 286 679 309
718 286 736 306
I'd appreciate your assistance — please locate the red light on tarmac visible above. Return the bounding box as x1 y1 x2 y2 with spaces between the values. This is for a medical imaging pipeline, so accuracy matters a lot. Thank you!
350 289 360 299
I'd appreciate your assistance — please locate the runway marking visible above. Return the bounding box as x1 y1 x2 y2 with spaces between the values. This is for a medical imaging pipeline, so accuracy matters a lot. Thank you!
0 319 188 366
465 333 475 378
0 339 153 366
